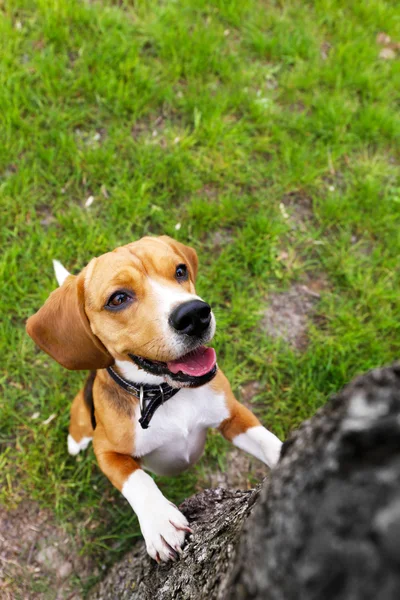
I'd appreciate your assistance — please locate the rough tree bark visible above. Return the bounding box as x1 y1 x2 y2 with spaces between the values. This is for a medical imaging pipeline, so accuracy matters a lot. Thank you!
91 364 400 600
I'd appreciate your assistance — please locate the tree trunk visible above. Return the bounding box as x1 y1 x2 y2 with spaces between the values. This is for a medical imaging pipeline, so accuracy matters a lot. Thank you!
91 364 400 600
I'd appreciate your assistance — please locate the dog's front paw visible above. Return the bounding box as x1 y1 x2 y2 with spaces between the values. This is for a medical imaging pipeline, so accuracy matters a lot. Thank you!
140 501 192 563
263 437 282 469
123 470 192 563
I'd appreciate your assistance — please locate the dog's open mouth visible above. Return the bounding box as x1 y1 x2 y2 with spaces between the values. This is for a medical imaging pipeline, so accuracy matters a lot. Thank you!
128 346 217 387
167 346 216 377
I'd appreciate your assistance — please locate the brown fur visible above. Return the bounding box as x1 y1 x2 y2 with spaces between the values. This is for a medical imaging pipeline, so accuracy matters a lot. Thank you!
26 273 113 370
93 434 140 491
213 370 261 441
91 372 140 491
69 389 94 442
27 236 260 495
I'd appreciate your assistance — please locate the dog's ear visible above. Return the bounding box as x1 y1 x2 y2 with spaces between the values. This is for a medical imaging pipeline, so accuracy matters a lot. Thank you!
160 236 199 282
26 273 113 371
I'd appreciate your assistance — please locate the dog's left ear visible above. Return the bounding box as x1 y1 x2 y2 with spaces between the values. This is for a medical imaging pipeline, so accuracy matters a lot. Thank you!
160 236 199 282
26 272 113 370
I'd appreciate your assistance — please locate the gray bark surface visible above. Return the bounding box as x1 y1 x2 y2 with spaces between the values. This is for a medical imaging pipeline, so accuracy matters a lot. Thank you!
92 364 400 600
91 487 260 600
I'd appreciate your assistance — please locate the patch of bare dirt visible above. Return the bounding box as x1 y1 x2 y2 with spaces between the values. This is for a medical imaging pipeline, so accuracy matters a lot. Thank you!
302 272 330 296
1 163 18 179
131 114 180 149
36 204 56 228
281 190 314 231
209 228 234 248
323 169 347 194
376 31 400 59
0 501 96 600
288 101 307 113
202 226 234 256
74 127 107 148
350 234 374 257
239 380 262 408
320 41 332 60
132 115 166 140
261 282 324 350
198 183 220 201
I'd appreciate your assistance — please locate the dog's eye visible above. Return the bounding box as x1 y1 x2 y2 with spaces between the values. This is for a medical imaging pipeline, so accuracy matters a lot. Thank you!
106 291 133 310
175 264 188 282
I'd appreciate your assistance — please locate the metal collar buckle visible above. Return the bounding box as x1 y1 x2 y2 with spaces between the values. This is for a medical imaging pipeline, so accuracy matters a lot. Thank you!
139 385 144 413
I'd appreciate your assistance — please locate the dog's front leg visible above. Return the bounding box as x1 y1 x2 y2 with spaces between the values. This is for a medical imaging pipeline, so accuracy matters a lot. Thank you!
219 401 282 468
216 375 282 468
93 430 191 562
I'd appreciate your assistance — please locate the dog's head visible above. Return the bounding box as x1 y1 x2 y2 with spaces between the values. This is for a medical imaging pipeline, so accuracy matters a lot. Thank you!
26 236 217 388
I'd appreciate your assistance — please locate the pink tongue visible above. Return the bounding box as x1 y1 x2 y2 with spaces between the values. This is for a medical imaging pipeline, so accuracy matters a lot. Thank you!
167 346 216 377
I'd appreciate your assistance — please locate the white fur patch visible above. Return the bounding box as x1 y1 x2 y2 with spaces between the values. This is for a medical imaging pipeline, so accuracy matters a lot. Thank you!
233 425 282 469
53 260 70 287
115 359 165 385
148 279 216 359
122 469 190 562
149 279 199 317
135 383 229 476
67 434 92 456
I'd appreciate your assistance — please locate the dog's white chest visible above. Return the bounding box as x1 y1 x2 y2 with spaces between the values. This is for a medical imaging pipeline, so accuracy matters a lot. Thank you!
133 384 229 476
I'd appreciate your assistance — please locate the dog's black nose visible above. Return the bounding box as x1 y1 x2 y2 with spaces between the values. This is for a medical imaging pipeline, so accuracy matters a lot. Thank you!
169 300 211 336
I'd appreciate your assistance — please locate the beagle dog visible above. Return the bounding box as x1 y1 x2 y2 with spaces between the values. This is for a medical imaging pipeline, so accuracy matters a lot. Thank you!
26 236 282 563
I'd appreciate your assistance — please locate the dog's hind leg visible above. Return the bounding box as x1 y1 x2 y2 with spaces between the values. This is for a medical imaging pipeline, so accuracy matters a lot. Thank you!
68 372 96 456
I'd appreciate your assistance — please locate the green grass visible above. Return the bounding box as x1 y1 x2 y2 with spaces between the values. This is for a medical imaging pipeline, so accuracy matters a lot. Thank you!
1 0 400 593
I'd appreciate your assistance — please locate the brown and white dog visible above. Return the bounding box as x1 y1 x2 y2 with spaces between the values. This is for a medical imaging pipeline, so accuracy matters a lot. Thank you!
26 236 282 562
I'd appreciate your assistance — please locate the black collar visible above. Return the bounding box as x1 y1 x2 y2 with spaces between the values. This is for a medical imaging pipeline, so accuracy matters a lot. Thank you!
106 366 180 429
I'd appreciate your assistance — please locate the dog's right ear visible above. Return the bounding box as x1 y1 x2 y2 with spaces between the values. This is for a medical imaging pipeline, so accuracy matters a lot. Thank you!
26 273 113 371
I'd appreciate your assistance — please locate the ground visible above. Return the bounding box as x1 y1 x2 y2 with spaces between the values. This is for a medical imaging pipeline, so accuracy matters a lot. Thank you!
1 0 399 597
0 501 96 599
